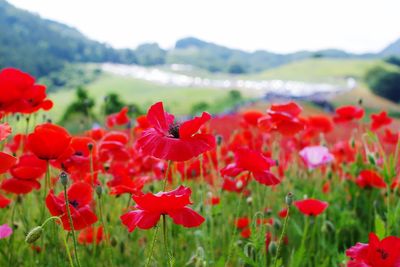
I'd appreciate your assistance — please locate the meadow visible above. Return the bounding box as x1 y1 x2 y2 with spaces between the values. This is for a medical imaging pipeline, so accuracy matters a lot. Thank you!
0 64 400 267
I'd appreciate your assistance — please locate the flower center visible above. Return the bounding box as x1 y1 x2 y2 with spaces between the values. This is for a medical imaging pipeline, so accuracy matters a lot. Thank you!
69 200 79 208
168 123 180 138
376 248 389 260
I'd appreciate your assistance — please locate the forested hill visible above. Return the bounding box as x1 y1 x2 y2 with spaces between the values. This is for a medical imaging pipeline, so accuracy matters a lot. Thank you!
0 0 137 77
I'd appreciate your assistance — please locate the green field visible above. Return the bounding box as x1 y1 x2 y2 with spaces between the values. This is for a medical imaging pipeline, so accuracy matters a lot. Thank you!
48 73 248 123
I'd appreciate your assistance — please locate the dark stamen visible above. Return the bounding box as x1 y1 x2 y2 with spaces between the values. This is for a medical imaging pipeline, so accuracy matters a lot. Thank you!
168 123 180 138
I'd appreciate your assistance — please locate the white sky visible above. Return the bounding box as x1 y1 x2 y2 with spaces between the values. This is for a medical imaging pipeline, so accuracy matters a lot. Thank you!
7 0 400 54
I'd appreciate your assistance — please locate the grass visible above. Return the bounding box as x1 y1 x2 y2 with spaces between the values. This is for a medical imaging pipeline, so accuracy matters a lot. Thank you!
243 58 396 83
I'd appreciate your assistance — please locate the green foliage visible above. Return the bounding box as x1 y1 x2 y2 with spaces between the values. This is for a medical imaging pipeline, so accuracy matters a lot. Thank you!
385 56 400 67
190 102 210 115
135 43 166 66
365 66 400 102
103 93 126 115
60 86 95 124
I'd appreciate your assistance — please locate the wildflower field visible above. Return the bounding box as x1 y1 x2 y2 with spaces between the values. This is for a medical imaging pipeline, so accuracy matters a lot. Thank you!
1 67 400 267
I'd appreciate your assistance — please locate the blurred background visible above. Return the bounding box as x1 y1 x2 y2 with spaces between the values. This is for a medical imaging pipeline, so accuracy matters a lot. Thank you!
1 0 400 131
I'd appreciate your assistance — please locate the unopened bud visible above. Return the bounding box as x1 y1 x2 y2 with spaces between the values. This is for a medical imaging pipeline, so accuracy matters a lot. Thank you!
285 192 294 206
60 172 69 187
216 135 223 146
25 226 43 244
268 241 277 255
273 219 282 230
96 185 102 197
367 153 376 165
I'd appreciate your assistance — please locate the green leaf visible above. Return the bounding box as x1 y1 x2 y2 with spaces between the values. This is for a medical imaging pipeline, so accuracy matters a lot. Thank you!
374 214 386 239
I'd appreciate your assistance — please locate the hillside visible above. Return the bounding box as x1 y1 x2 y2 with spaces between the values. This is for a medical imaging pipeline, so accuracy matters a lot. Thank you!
381 38 400 56
0 0 137 77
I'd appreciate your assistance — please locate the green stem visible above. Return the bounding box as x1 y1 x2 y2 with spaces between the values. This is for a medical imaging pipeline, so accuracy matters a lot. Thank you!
274 205 291 267
163 161 172 191
42 216 75 267
64 185 81 267
163 214 172 266
99 194 114 266
145 225 160 267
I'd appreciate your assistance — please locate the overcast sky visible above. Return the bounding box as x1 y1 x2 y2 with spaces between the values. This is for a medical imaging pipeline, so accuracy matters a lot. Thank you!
7 0 400 54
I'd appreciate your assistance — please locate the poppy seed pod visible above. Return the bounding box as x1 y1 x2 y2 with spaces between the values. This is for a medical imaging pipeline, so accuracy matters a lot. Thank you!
216 135 223 146
25 226 43 244
87 142 94 151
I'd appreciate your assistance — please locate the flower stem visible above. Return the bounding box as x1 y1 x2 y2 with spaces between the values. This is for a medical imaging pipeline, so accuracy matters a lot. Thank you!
145 225 160 267
162 214 173 266
163 161 172 191
42 216 75 267
63 185 81 267
274 205 291 267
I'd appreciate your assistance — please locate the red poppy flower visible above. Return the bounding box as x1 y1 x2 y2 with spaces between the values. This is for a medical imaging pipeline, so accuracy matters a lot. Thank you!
355 170 386 189
27 124 71 161
346 232 400 267
136 102 215 162
46 182 98 231
56 137 97 177
120 186 204 232
98 131 130 162
78 226 104 245
0 194 11 208
306 115 333 133
0 68 52 114
370 111 392 131
108 175 147 196
278 208 288 218
0 152 17 174
220 147 280 186
0 123 11 142
106 107 130 128
1 178 41 194
382 129 399 145
235 217 250 229
242 110 264 127
10 154 46 180
294 199 328 216
333 105 364 123
258 102 305 136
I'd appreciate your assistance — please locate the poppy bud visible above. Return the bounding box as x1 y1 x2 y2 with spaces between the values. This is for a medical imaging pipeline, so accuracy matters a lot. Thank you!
236 180 244 189
285 192 294 206
216 135 223 146
246 197 253 205
268 241 277 255
47 119 52 123
25 226 43 244
273 219 282 230
16 114 20 122
59 172 69 187
358 98 363 106
96 185 102 197
367 153 376 165
87 142 94 151
321 220 335 234
110 237 118 247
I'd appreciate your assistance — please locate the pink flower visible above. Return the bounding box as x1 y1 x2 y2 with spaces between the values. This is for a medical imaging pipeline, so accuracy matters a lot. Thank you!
299 146 334 169
0 224 13 239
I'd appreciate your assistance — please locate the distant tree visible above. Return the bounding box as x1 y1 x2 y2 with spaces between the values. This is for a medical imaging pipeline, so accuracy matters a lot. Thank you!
60 86 95 123
190 102 210 115
385 56 400 67
228 63 246 74
365 66 400 102
228 90 243 101
103 93 126 115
